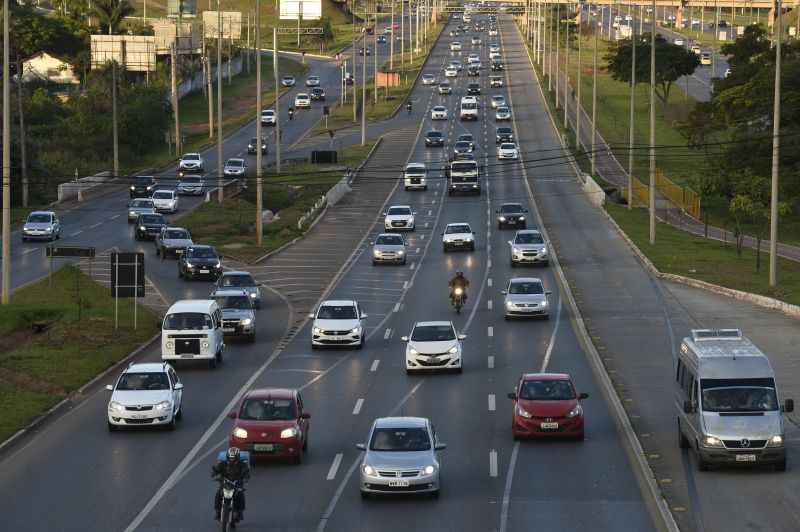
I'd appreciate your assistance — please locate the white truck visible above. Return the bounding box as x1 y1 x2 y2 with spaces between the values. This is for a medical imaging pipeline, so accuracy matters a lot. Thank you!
460 96 479 121
447 160 480 195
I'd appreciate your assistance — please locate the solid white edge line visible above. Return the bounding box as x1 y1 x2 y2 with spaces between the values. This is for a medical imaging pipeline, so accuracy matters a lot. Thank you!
370 359 380 372
326 453 344 480
384 328 392 340
539 297 563 372
498 441 520 532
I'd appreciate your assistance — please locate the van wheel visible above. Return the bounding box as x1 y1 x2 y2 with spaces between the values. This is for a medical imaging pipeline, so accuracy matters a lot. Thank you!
678 420 690 449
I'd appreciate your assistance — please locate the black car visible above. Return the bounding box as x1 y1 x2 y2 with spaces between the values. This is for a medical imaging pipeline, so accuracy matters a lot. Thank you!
467 83 481 95
457 134 475 151
377 35 387 43
310 87 326 101
247 137 267 155
358 47 372 56
491 61 504 71
178 245 223 280
467 66 480 77
496 127 514 144
135 213 168 240
496 203 529 229
130 175 156 198
425 131 445 147
453 141 474 155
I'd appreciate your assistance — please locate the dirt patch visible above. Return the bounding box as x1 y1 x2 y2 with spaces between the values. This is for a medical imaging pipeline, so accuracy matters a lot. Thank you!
0 329 35 355
0 367 67 396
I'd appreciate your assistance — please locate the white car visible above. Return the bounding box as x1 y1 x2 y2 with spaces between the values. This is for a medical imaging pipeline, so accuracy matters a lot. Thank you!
431 106 448 120
489 28 498 36
467 53 480 64
106 362 183 430
402 321 465 373
674 38 685 46
495 106 511 120
449 60 463 71
438 82 452 95
471 36 481 45
497 142 519 160
294 93 311 108
502 277 551 319
178 152 204 172
151 189 179 213
489 50 501 60
490 95 506 109
442 222 475 252
450 41 462 51
261 109 276 126
489 44 500 53
422 73 437 85
310 299 367 349
404 162 427 190
384 205 415 231
224 158 247 178
281 75 296 87
444 67 458 77
305 75 320 87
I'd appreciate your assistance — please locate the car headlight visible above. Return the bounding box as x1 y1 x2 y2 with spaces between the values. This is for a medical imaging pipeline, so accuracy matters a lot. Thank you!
512 247 522 254
518 216 525 221
409 348 419 356
155 400 171 411
499 216 506 221
423 465 436 475
373 249 381 257
146 186 153 191
109 401 125 413
215 261 222 268
397 250 404 255
249 292 257 298
703 436 724 448
166 341 174 349
313 327 322 334
129 211 136 216
139 226 146 231
44 227 53 232
768 435 784 447
566 404 583 418
516 405 533 419
201 341 210 349
540 300 548 307
233 427 248 439
506 301 515 309
448 346 458 354
184 262 193 268
350 327 360 334
280 427 298 439
541 248 548 255
241 318 252 326
363 464 377 476
130 186 135 190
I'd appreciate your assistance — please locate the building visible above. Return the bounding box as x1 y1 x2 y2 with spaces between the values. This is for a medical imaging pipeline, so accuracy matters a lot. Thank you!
21 52 80 85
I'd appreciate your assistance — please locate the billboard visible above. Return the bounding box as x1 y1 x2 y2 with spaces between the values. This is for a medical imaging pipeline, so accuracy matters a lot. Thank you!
152 19 203 54
202 11 243 39
90 35 157 72
280 0 322 20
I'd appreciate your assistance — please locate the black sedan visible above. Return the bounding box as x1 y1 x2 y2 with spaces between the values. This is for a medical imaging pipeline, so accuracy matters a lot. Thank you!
496 127 514 144
425 131 445 147
178 245 223 281
129 175 156 199
496 203 529 229
135 213 168 241
247 137 267 155
467 83 481 95
310 87 326 101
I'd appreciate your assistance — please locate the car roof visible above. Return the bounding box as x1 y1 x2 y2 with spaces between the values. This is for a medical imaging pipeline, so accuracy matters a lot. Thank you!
509 277 543 284
245 388 296 400
414 320 454 327
373 416 428 428
164 226 189 232
388 205 412 209
222 270 253 277
166 299 217 314
320 299 357 306
188 244 214 250
521 373 572 382
516 229 542 235
125 362 168 374
29 210 55 216
406 162 425 169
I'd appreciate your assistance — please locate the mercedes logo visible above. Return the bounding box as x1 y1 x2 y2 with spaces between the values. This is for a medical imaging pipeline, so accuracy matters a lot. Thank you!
740 438 750 448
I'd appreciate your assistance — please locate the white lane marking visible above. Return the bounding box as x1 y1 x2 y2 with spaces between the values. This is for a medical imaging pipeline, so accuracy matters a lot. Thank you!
415 247 420 253
352 398 364 415
89 222 103 229
489 450 498 477
539 297 563 372
488 299 493 310
21 248 38 255
109 214 121 220
488 355 495 369
499 442 521 532
393 302 401 313
487 278 493 287
487 326 494 337
420 234 425 240
370 359 380 372
424 222 429 228
327 453 344 480
384 328 392 340
402 280 409 289
488 258 492 268
409 262 416 270
69 230 83 237
488 394 496 412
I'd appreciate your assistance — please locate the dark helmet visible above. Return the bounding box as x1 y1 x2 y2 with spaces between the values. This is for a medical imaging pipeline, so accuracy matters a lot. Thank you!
456 271 464 277
226 447 241 463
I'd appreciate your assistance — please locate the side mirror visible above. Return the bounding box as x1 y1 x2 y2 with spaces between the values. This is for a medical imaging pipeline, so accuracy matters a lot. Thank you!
683 400 694 414
458 334 467 340
382 212 387 216
434 443 447 451
785 399 794 413
501 290 507 295
300 412 311 419
105 384 114 391
524 209 529 213
401 335 409 342
360 313 368 319
355 443 366 451
507 241 512 245
507 392 517 400
174 382 184 391
227 410 237 419
307 313 315 319
578 392 589 400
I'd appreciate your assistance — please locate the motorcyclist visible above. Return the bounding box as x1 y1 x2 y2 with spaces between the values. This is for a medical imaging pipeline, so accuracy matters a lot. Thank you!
448 271 469 304
406 101 412 114
288 106 294 120
212 447 250 522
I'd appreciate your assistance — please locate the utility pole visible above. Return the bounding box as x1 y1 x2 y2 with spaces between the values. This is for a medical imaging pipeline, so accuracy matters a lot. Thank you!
171 42 181 157
374 14 378 104
576 3 582 152
769 0 782 286
591 20 598 176
401 0 405 71
274 27 281 173
17 60 28 208
362 18 367 146
628 0 636 209
206 56 214 138
256 0 263 246
2 0 11 304
112 59 119 178
545 3 551 91
217 2 224 202
649 0 656 244
563 4 570 127
556 3 561 109
390 0 395 70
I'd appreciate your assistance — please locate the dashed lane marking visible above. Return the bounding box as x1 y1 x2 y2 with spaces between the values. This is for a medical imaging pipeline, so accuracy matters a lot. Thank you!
352 398 364 415
327 453 343 480
370 359 380 372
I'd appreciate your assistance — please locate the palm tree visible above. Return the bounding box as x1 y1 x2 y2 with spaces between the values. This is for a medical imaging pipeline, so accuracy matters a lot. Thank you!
90 0 135 35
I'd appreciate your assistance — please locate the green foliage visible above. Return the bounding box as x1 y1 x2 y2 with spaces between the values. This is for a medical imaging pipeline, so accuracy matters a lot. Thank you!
3 4 85 61
90 0 136 35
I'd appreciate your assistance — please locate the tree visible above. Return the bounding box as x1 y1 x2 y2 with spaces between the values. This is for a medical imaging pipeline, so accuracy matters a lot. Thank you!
606 34 700 106
1 4 84 61
90 0 135 35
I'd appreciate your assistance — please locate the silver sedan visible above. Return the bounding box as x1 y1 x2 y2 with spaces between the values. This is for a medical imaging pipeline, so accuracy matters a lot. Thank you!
372 233 407 265
502 277 552 319
357 416 446 498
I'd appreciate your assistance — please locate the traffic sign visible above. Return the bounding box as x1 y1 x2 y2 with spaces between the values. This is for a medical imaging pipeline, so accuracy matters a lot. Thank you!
46 246 96 258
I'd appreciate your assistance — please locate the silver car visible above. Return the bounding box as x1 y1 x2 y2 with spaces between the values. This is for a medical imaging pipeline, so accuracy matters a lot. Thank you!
502 277 552 319
127 199 156 223
224 158 247 178
155 227 193 258
211 288 256 341
21 211 61 241
372 233 407 265
216 271 262 309
509 229 549 266
357 417 445 498
177 175 205 195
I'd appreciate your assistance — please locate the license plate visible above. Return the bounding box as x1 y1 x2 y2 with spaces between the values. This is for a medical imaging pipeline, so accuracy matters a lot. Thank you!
223 328 235 333
131 413 149 419
175 249 184 254
200 269 209 274
736 454 757 462
540 422 559 430
254 444 274 452
388 480 410 487
180 354 195 358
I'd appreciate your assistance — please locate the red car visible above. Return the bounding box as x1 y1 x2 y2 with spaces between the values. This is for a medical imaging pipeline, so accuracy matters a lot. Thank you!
508 373 588 440
228 388 310 463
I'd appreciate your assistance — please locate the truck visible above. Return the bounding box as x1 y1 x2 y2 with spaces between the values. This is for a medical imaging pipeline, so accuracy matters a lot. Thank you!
447 160 480 195
460 96 478 121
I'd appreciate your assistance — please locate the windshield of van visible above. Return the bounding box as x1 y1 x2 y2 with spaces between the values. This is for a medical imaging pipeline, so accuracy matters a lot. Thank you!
317 305 357 319
164 312 213 330
701 378 779 412
451 162 477 173
117 372 170 391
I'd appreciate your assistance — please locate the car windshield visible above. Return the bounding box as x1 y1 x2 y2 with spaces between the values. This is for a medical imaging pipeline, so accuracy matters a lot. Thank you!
239 398 296 421
130 200 153 208
164 229 189 240
411 325 455 341
263 110 274 116
501 143 516 150
701 379 779 412
498 107 509 113
153 191 173 199
220 274 256 287
451 162 477 173
214 295 251 310
186 247 216 259
183 154 200 161
493 96 504 102
116 372 170 391
515 232 544 244
181 176 202 184
388 207 412 216
509 281 544 295
164 312 213 330
500 204 523 213
520 380 576 400
27 214 51 223
446 225 471 234
317 305 357 319
427 132 442 138
140 214 165 224
227 160 244 167
498 128 512 135
370 427 431 452
458 135 473 142
136 177 154 185
434 106 446 111
455 142 471 150
376 235 403 245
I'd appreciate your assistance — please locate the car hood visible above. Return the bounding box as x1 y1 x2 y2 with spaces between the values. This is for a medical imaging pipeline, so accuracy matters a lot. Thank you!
506 293 547 305
141 222 166 229
408 339 458 355
518 398 577 417
512 243 546 252
702 412 783 440
374 244 405 253
24 222 54 230
443 232 473 241
163 238 193 247
364 450 437 470
153 197 176 205
181 160 201 166
314 318 360 330
225 166 245 173
111 389 172 406
222 309 254 320
178 181 203 188
185 257 219 266
386 214 413 222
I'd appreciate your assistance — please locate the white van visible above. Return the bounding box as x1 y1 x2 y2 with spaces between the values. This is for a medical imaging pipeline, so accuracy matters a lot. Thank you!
404 163 428 190
460 96 478 121
676 329 793 471
161 300 226 368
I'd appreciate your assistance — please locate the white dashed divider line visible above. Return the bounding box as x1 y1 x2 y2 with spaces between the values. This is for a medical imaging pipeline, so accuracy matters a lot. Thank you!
393 302 401 312
69 230 83 237
487 299 493 310
352 398 364 415
487 326 494 337
487 278 493 287
89 222 103 229
488 355 495 369
489 450 499 477
327 453 344 480
488 394 496 412
21 248 38 255
384 328 392 340
409 262 416 270
370 359 380 372
109 214 121 220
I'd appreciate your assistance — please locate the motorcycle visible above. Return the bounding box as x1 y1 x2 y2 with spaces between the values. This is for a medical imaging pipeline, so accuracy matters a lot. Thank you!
219 478 244 531
451 287 465 314
406 102 412 114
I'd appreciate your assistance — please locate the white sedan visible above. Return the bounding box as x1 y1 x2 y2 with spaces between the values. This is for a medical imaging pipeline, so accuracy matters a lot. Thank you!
431 106 448 120
491 95 507 108
305 75 320 87
106 362 183 430
450 41 462 51
497 143 519 160
223 158 247 178
444 67 458 77
403 321 465 373
422 74 437 85
281 75 296 87
151 189 179 213
294 93 311 108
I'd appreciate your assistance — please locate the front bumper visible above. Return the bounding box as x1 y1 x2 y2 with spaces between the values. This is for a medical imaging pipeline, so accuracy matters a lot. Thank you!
183 265 222 279
154 204 177 213
443 239 474 250
698 446 786 466
178 187 204 195
406 353 461 371
505 303 549 317
373 252 406 264
432 114 448 120
222 320 255 336
404 178 427 189
22 230 55 240
449 184 481 194
230 437 303 458
498 152 518 160
179 165 203 173
361 471 440 494
312 330 362 347
425 140 444 146
513 415 583 438
108 408 174 427
385 221 414 231
511 251 549 264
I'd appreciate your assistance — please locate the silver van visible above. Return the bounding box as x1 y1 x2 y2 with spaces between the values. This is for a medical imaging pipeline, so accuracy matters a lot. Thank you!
675 329 793 471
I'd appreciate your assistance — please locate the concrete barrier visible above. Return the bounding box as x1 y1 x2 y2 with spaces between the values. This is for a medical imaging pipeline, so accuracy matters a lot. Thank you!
582 173 606 208
57 171 113 203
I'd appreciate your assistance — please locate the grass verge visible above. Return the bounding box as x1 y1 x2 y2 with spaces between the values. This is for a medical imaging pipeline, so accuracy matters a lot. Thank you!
179 140 377 263
0 265 160 443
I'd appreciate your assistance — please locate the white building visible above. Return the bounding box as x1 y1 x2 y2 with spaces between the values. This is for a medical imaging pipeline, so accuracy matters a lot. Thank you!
22 52 80 85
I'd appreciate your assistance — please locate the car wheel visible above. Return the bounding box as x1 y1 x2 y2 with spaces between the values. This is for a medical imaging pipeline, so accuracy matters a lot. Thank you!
175 405 183 421
248 332 256 343
209 356 218 369
293 452 303 465
430 489 440 499
678 420 690 449
510 260 516 268
107 421 117 432
470 243 475 251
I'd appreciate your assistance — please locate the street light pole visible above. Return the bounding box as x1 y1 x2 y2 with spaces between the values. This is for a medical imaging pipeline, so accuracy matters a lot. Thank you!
390 0 395 70
591 20 598 176
769 0 782 286
217 1 224 203
256 0 263 246
576 3 582 152
362 18 367 146
2 0 11 304
274 27 281 173
628 0 636 209
649 0 656 243
555 3 560 109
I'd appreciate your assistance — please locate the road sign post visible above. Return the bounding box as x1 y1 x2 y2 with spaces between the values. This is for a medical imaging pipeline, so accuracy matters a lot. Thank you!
110 251 145 330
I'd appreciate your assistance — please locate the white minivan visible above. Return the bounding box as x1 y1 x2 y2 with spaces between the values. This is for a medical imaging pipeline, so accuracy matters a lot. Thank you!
161 300 226 368
404 162 428 190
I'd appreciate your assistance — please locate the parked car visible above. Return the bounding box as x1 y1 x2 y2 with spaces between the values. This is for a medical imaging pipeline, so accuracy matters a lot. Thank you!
21 210 61 241
177 244 222 280
106 362 183 431
127 199 156 223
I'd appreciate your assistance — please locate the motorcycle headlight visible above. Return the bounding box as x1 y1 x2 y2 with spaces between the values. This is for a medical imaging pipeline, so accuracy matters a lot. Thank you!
448 346 458 354
241 318 252 326
566 404 583 418
139 226 146 231
703 436 724 448
281 427 298 439
166 341 174 349
768 435 784 447
223 488 235 498
423 465 436 475
363 464 377 476
201 341 210 349
499 216 506 221
233 427 248 439
516 405 533 419
313 327 322 334
185 262 193 268
454 287 463 295
155 400 171 411
109 401 125 413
